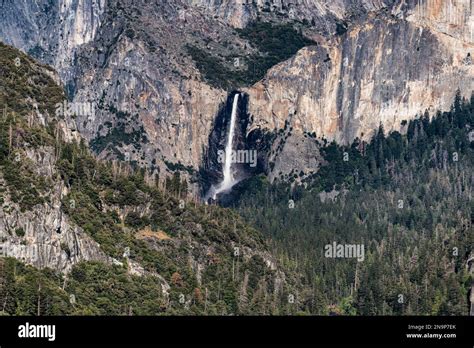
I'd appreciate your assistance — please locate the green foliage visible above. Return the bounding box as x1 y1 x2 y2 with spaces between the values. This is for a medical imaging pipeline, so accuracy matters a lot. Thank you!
237 21 314 67
55 139 286 314
0 258 70 315
14 228 25 237
124 211 149 229
2 156 51 211
164 160 195 174
0 122 53 211
186 45 234 90
237 21 315 85
164 171 189 198
187 21 315 89
233 93 474 315
0 258 167 315
306 91 474 193
0 43 64 211
90 123 148 155
0 42 64 117
66 261 167 315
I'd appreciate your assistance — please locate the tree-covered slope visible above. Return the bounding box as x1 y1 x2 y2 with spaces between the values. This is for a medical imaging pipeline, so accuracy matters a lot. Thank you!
0 42 301 315
232 92 474 315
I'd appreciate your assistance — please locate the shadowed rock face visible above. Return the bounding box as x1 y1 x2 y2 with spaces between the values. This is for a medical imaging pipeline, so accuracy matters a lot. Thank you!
0 0 106 82
201 92 268 195
1 0 472 186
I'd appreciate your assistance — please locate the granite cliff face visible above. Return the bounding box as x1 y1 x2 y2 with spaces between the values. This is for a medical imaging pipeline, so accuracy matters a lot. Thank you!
0 146 109 273
69 0 235 177
243 0 474 178
0 0 105 84
0 42 109 273
246 12 474 144
186 0 396 29
405 0 474 43
0 1 473 317
1 0 473 186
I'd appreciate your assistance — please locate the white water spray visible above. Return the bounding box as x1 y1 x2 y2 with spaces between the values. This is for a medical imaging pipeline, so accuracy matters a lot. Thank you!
210 93 240 200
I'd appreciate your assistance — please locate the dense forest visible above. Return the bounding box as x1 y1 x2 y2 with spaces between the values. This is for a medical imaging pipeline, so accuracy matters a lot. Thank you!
232 91 474 315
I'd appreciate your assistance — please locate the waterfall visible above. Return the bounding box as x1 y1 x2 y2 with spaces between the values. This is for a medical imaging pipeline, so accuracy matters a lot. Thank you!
210 93 240 200
220 93 239 190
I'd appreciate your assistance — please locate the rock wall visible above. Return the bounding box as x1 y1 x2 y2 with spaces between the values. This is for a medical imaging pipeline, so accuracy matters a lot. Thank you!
246 13 474 145
404 0 474 44
0 146 109 273
0 0 106 82
67 0 236 180
241 2 473 178
186 0 397 28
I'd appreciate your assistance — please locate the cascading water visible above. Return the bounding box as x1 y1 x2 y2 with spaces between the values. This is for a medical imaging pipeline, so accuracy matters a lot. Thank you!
209 93 240 200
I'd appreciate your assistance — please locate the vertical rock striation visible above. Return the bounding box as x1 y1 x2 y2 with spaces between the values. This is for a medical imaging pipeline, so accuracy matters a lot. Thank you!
0 0 106 82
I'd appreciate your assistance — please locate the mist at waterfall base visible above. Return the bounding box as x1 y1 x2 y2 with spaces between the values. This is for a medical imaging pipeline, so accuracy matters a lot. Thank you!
205 93 241 202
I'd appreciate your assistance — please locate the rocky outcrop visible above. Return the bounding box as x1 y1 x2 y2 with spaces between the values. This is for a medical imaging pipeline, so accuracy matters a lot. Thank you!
247 13 474 144
65 0 474 184
66 0 259 182
0 0 105 82
0 42 289 310
0 146 109 273
186 0 397 29
403 0 474 44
